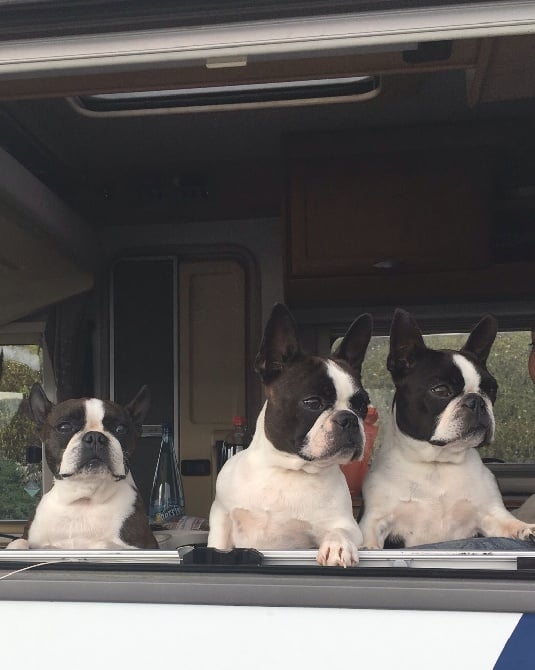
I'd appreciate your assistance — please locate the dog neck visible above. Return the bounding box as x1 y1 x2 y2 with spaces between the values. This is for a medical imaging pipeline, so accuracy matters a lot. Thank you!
50 471 135 506
387 404 473 465
250 402 339 474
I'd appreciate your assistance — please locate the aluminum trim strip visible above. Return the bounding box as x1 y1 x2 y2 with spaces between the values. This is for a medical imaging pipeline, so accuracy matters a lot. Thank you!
2 548 535 570
0 2 534 77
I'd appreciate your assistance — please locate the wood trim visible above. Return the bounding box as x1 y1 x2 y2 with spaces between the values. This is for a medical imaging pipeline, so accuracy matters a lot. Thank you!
478 33 535 102
467 37 494 107
0 40 478 101
285 262 535 307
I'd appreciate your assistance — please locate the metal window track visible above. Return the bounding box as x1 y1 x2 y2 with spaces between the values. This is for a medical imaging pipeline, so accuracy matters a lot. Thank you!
2 548 535 571
0 2 534 78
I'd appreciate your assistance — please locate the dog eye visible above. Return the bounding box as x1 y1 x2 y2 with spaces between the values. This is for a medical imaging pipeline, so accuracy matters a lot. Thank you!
115 424 127 435
351 396 368 417
430 385 452 398
302 397 324 411
57 422 74 433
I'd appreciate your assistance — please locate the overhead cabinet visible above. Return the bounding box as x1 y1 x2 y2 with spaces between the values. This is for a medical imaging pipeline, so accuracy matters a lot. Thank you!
288 149 491 278
284 128 535 306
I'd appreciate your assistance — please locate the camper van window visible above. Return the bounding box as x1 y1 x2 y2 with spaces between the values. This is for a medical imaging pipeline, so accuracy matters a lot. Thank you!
0 345 43 523
362 330 534 464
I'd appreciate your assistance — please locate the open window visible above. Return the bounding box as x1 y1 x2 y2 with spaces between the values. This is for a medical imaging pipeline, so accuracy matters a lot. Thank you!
2 0 535 610
0 323 49 525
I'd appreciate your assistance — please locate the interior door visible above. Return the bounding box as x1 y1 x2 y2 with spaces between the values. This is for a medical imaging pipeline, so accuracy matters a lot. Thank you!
179 260 247 517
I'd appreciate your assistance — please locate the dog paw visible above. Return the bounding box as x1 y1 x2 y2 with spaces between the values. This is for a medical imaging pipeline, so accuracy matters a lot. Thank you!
317 538 359 567
5 538 30 550
517 526 535 543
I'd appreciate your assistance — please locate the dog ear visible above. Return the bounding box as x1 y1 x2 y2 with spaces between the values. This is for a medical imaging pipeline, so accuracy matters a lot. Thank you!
332 313 373 377
126 385 150 430
461 314 498 365
254 303 302 384
387 309 427 376
29 383 54 426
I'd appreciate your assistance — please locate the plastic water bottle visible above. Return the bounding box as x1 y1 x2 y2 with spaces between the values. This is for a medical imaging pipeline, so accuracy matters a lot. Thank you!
217 416 249 472
149 423 185 528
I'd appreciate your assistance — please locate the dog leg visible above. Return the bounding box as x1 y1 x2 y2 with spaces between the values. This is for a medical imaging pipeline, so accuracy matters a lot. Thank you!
5 538 30 550
358 513 390 550
207 500 233 550
317 528 361 567
479 510 535 542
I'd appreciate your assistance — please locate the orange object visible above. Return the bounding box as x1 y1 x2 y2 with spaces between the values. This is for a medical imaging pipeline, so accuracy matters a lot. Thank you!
340 406 379 497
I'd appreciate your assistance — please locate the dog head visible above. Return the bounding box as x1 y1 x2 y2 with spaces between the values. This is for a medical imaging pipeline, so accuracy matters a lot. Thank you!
388 309 498 450
29 384 150 481
254 304 372 464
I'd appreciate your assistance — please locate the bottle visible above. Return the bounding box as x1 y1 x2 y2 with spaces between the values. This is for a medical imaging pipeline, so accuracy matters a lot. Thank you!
149 422 185 529
218 415 250 472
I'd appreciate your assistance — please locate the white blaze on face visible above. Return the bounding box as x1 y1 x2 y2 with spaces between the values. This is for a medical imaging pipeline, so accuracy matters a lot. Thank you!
430 353 495 446
452 354 481 393
59 399 126 477
85 399 106 431
300 360 365 461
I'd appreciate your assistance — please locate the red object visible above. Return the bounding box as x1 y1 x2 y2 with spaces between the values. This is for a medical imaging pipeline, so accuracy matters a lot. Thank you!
529 329 535 384
340 406 379 497
232 416 247 427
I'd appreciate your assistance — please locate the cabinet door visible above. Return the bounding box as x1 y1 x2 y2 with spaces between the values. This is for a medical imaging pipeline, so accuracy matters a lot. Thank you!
179 260 246 517
288 149 491 278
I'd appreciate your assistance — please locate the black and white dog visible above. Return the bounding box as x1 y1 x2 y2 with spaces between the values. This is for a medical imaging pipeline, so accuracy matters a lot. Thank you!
208 304 372 566
360 309 535 548
7 384 157 550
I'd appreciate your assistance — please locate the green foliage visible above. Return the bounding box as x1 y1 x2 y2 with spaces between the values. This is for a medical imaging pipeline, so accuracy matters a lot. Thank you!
361 331 535 463
0 458 39 519
483 332 534 462
0 347 42 519
0 347 41 396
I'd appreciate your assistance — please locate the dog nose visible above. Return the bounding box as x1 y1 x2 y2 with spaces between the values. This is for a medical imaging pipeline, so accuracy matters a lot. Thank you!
333 411 359 429
462 393 486 414
82 431 108 449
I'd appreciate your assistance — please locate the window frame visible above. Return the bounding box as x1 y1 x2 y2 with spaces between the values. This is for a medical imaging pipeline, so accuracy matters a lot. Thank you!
2 0 535 605
0 1 535 85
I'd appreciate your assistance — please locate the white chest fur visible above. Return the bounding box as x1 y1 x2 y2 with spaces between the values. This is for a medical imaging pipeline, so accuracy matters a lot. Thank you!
28 473 138 549
210 404 360 552
360 416 508 547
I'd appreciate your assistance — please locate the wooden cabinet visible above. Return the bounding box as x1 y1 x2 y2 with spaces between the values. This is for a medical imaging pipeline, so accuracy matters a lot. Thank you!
284 128 535 306
288 149 492 279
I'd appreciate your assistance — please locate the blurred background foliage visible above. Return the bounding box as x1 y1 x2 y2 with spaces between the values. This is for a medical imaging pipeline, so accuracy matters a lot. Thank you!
0 346 42 519
361 331 534 463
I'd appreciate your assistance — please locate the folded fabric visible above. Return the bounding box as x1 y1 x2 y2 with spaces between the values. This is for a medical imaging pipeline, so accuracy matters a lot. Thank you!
410 537 534 551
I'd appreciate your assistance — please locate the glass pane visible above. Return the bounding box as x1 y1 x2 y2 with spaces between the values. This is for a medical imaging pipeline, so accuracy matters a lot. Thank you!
0 345 43 520
358 330 534 464
484 331 533 463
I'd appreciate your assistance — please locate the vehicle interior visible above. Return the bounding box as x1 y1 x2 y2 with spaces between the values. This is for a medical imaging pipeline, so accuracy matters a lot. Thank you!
0 0 534 569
